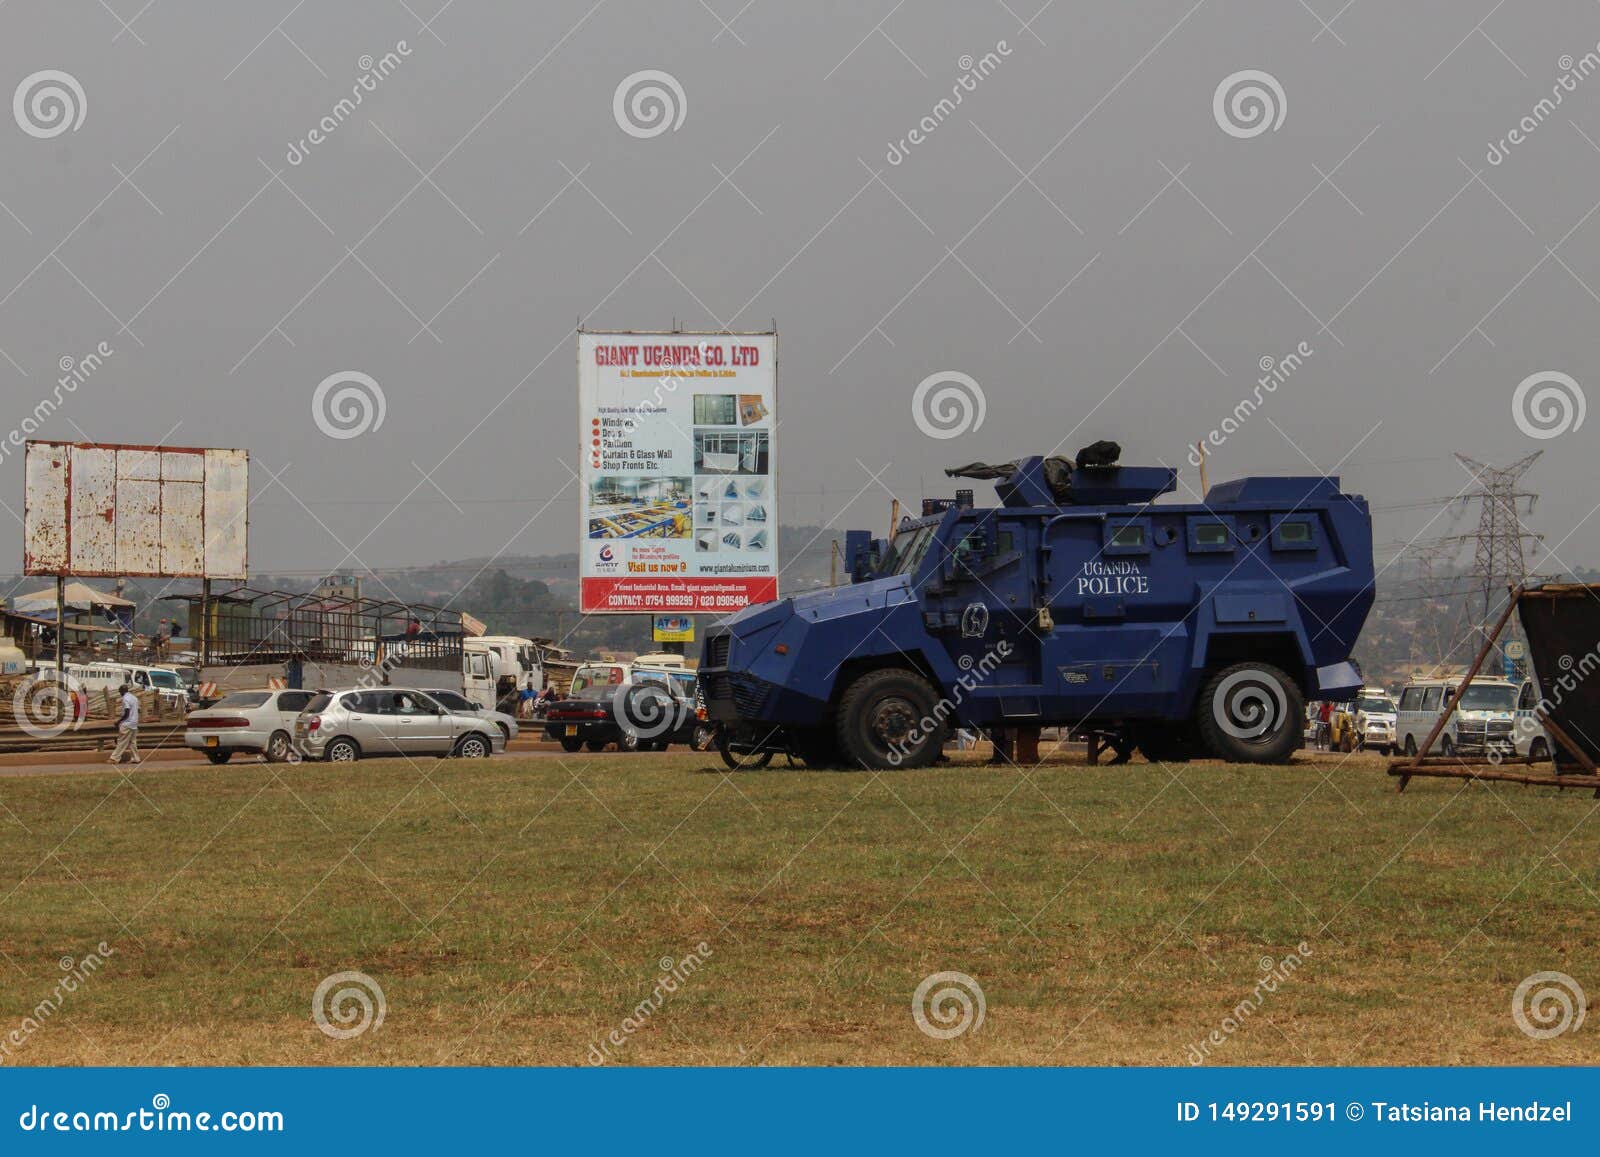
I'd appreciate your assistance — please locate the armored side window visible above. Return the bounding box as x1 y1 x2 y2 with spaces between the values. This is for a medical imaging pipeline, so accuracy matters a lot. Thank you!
1187 516 1235 553
1271 517 1317 551
1103 518 1151 555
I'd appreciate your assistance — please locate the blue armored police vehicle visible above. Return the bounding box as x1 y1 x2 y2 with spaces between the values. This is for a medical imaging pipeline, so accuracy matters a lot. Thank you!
698 446 1374 769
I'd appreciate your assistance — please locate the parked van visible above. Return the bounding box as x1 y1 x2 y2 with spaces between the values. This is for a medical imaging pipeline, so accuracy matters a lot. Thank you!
1395 676 1518 758
1513 678 1554 762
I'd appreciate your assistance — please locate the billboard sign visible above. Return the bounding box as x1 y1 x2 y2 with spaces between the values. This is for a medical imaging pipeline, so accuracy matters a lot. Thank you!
23 440 248 578
578 331 777 614
652 614 695 643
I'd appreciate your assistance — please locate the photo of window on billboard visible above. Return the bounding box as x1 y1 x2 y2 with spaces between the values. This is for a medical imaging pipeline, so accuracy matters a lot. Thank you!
693 429 769 475
585 475 691 539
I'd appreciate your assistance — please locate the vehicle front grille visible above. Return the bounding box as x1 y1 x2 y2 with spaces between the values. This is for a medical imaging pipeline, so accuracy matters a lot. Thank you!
704 632 730 669
732 678 770 718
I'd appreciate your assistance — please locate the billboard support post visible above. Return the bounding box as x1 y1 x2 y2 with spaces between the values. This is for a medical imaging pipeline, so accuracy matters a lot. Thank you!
200 578 211 668
55 576 64 679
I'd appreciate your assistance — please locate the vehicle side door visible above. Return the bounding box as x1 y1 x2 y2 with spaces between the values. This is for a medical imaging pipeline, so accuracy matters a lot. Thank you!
393 690 450 752
1420 685 1445 746
347 690 402 755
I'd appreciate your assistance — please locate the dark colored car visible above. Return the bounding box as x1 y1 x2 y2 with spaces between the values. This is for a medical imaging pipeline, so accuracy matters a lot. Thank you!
545 665 701 752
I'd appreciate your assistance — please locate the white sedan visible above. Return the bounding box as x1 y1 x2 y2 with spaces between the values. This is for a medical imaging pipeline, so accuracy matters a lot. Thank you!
185 688 319 764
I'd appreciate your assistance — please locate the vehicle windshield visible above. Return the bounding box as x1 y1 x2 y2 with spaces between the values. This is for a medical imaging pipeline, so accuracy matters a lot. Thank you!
1359 696 1395 714
1457 684 1517 712
214 691 271 709
570 666 620 695
149 671 181 689
884 523 939 576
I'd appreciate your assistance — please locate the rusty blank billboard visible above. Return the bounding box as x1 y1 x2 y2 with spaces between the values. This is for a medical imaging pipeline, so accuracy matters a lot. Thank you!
23 441 248 579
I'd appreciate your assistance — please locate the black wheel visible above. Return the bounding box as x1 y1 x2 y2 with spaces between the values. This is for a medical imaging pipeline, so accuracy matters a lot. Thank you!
560 736 584 753
719 742 773 770
835 667 946 769
324 738 360 763
1440 735 1456 758
265 730 292 763
1531 737 1550 762
454 733 492 759
204 749 232 765
585 739 609 752
1195 662 1304 764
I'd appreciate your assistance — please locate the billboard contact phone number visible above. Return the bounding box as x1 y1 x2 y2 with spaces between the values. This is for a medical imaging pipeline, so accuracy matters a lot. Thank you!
1178 1102 1338 1123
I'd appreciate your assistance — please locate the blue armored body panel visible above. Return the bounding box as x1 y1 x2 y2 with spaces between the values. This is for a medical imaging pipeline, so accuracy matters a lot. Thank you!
699 454 1374 769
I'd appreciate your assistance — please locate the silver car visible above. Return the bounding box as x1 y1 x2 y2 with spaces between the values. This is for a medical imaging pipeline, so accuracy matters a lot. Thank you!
186 688 319 764
293 687 506 762
423 688 520 743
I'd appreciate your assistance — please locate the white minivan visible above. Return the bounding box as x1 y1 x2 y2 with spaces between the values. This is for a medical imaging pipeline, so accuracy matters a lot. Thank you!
1395 677 1518 758
1513 678 1554 762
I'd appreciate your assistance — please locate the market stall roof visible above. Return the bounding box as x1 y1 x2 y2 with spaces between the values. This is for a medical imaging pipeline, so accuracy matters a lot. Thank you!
13 581 136 614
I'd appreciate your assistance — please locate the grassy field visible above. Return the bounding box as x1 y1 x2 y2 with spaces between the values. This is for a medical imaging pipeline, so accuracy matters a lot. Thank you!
0 748 1598 1066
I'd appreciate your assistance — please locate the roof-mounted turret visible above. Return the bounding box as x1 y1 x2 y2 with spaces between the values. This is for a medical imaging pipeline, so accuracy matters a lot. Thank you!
945 445 1176 509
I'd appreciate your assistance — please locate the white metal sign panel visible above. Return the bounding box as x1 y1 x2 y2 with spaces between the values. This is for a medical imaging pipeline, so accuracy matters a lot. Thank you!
22 440 249 579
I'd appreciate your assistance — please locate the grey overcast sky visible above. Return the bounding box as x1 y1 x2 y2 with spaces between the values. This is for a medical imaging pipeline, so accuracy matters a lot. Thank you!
0 0 1596 577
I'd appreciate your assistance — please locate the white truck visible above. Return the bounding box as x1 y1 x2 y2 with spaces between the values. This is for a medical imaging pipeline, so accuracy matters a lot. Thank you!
463 636 544 711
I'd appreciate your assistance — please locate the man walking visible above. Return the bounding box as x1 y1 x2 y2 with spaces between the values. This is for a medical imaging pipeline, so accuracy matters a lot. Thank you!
109 683 141 765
